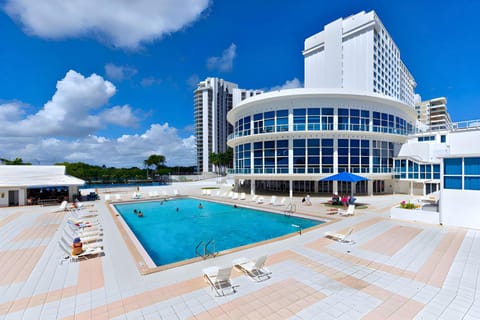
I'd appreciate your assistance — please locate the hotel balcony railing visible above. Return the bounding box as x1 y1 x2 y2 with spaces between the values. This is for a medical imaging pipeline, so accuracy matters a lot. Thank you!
227 125 412 141
227 167 393 175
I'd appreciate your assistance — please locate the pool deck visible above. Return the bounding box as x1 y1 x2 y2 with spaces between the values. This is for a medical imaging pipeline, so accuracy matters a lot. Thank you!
1 180 479 319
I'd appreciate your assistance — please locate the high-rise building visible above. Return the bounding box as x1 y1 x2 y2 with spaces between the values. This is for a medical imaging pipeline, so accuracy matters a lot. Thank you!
303 10 416 106
415 97 452 131
194 77 262 173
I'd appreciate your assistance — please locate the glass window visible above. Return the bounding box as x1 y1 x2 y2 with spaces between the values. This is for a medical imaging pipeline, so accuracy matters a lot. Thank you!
293 109 306 131
444 158 462 175
444 176 462 189
465 177 480 190
464 157 480 175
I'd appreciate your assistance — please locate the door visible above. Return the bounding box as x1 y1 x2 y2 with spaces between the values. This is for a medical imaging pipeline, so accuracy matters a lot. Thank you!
8 190 19 206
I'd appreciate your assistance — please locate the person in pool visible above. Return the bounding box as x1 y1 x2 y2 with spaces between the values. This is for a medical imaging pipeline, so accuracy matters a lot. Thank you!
198 203 203 209
137 211 144 217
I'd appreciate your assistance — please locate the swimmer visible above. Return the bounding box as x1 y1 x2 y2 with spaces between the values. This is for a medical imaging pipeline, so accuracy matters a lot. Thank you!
134 209 138 214
137 211 144 217
233 204 238 208
176 208 179 212
198 203 203 209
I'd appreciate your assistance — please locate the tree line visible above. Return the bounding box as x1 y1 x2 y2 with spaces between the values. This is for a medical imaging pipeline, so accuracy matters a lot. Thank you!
0 155 195 183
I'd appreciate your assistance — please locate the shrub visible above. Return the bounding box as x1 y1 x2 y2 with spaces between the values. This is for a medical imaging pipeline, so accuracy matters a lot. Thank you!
399 200 415 209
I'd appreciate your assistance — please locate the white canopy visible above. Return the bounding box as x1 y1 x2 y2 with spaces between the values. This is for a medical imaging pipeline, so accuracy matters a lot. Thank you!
0 165 85 188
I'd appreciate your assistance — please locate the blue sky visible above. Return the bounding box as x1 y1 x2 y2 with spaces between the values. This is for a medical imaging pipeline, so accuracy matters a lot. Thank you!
0 0 478 167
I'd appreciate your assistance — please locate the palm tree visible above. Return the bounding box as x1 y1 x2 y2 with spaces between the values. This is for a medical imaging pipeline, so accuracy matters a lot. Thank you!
144 154 166 178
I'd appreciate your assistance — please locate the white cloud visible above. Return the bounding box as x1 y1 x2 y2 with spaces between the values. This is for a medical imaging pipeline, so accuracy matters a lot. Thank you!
269 78 302 91
100 105 138 127
186 74 200 88
0 70 195 167
0 124 196 167
105 63 137 81
3 0 210 49
0 70 126 137
140 76 162 87
207 43 237 72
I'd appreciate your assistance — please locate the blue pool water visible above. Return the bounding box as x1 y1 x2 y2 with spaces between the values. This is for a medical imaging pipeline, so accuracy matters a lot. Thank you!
114 198 323 266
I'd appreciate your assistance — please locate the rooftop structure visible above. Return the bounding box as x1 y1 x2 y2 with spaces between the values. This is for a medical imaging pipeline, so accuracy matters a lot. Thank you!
415 97 452 131
303 10 416 106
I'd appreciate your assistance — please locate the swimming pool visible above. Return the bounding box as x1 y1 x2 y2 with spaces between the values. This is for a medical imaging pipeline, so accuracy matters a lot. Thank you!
114 198 323 267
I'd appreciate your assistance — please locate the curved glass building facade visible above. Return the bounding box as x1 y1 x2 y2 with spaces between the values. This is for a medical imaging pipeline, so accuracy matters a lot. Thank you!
227 89 417 195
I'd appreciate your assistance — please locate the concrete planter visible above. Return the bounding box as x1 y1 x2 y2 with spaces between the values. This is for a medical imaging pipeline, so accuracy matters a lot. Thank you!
390 206 440 225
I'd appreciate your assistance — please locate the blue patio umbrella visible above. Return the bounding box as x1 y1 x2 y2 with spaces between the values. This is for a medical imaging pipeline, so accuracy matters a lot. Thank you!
320 172 368 198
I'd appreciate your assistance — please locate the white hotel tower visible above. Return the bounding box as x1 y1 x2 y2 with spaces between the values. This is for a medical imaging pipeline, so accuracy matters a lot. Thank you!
227 10 419 197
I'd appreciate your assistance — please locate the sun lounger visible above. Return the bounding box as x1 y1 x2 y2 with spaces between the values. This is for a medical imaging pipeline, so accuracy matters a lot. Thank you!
269 196 277 205
274 197 286 206
249 195 257 202
104 194 111 201
63 229 102 244
324 227 354 243
338 204 356 216
59 239 103 262
233 255 272 281
239 192 246 200
232 192 239 200
55 201 69 212
202 266 236 296
60 235 103 252
256 197 265 204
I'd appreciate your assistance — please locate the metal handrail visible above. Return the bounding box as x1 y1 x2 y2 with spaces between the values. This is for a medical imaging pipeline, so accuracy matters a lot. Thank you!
205 240 217 257
195 240 205 258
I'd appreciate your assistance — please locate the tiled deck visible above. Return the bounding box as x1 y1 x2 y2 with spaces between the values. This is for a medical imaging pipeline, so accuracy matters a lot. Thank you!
1 184 479 319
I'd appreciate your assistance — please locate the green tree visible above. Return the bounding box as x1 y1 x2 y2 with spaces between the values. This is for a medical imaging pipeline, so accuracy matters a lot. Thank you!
0 157 31 165
143 154 166 178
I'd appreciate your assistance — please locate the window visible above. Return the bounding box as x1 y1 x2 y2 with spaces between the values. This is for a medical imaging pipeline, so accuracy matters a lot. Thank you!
293 109 306 131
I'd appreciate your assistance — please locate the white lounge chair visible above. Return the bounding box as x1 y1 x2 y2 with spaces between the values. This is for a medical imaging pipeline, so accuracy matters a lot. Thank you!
324 227 354 243
233 255 272 281
114 194 121 201
59 240 103 262
256 197 265 204
55 201 69 212
63 229 102 244
269 196 277 205
173 189 179 196
61 233 103 250
104 194 111 201
232 192 239 200
274 197 286 206
338 204 356 216
239 192 246 200
202 266 236 296
213 190 221 197
249 195 257 202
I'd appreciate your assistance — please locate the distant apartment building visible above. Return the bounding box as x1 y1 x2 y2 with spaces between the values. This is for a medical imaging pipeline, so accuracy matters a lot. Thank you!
194 77 262 173
303 10 416 106
415 97 452 131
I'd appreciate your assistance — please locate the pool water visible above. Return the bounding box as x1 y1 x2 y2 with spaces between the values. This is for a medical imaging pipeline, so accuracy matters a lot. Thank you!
115 198 323 266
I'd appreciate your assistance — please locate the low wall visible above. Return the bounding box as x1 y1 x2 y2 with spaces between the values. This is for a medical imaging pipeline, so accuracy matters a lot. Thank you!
390 206 440 225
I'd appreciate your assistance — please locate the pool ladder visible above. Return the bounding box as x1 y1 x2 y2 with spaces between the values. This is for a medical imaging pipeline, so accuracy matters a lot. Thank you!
284 203 296 216
195 240 218 259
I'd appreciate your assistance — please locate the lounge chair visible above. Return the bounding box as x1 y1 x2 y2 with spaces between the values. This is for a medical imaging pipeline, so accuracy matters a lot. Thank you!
269 196 277 205
239 192 246 200
213 190 221 197
249 195 257 202
55 201 69 212
69 208 97 219
274 197 286 206
324 227 354 243
67 221 103 235
59 240 103 262
60 234 103 251
232 192 239 200
256 197 265 204
104 194 111 201
338 204 356 216
173 189 179 196
114 194 121 201
63 229 102 244
233 255 272 281
202 266 236 296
